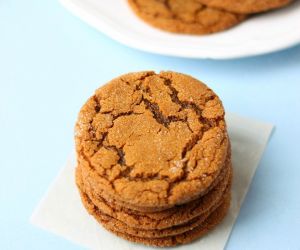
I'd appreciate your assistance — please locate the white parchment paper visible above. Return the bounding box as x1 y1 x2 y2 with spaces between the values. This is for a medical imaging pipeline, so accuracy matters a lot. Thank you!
30 113 273 250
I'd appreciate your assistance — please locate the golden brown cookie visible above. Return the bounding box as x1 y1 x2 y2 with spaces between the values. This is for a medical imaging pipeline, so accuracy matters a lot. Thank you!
75 71 229 211
79 148 230 213
127 0 246 35
79 184 230 239
76 158 232 229
196 0 291 14
79 186 231 247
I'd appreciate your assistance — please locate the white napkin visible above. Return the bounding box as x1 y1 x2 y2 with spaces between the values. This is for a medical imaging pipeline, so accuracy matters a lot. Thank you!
30 113 273 250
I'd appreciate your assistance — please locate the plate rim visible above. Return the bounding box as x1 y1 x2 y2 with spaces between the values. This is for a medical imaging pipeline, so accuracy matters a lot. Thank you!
59 0 300 59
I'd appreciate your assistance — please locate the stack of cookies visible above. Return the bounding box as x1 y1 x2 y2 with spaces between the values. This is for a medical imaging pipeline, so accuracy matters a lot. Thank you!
127 0 292 35
75 71 232 247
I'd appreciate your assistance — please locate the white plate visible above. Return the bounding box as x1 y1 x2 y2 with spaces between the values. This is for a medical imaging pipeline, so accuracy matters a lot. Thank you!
60 0 300 59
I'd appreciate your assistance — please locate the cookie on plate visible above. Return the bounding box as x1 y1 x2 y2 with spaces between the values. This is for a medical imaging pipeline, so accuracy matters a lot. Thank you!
196 0 292 14
127 0 246 34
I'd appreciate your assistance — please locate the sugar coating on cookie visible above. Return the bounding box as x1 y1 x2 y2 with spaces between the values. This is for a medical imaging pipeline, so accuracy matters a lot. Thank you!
75 71 229 209
196 0 291 14
127 0 246 34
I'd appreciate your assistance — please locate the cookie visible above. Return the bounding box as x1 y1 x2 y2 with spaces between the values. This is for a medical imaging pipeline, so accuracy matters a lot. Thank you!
79 186 231 247
79 183 230 239
79 147 230 213
76 157 231 229
127 0 246 34
196 0 291 14
75 71 229 211
111 194 231 247
82 149 229 213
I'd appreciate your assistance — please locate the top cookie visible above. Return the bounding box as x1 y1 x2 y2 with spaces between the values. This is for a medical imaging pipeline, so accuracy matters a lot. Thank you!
196 0 291 14
75 71 229 210
128 0 246 35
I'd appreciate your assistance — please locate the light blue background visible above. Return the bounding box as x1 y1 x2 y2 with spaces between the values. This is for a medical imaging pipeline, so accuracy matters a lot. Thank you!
1 1 300 249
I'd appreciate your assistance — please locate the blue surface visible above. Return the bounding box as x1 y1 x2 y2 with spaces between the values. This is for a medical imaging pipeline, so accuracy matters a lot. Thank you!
1 1 300 250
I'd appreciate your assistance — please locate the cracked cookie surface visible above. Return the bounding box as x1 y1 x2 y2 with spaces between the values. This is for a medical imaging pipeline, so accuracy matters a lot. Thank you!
127 0 246 34
76 157 231 229
75 71 229 210
79 147 230 213
196 0 291 14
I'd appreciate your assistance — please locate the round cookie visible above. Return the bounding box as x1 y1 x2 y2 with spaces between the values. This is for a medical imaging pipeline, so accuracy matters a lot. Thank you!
76 158 232 230
80 187 231 247
127 0 246 35
75 71 229 211
196 0 291 14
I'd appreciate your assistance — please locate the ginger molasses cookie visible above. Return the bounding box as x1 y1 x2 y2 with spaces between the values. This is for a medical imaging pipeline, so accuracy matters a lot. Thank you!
75 71 229 211
76 158 232 230
78 147 231 214
196 0 291 14
127 0 246 34
111 194 231 247
78 185 231 239
79 186 231 247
